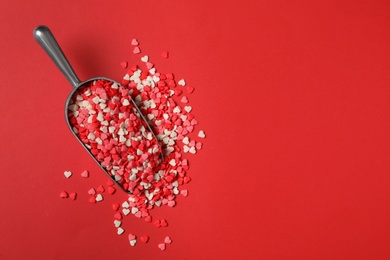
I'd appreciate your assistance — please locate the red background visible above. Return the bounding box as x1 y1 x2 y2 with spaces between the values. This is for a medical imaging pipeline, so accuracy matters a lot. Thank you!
1 0 390 259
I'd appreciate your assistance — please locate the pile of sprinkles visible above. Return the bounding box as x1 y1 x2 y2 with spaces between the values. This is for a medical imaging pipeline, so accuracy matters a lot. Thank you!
59 38 205 250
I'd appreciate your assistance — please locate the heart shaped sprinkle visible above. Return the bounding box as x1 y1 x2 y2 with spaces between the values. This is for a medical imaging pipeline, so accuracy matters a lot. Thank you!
178 79 186 86
114 220 121 228
180 189 188 196
154 220 161 228
160 219 168 227
88 188 96 195
184 106 192 113
141 55 149 62
181 96 188 103
131 39 139 46
114 212 122 220
198 130 206 138
146 62 154 69
128 233 136 240
161 51 169 59
112 203 120 211
145 215 152 222
122 208 130 215
95 194 103 202
108 186 116 194
69 192 77 200
133 46 141 54
140 235 149 243
117 227 124 235
129 239 137 246
120 61 128 69
164 236 172 244
186 86 194 93
59 191 68 198
64 171 72 178
97 185 105 193
158 243 166 250
80 170 89 178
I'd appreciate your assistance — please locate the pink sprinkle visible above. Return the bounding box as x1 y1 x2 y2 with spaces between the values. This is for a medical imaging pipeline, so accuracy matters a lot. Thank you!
158 243 166 250
181 96 189 103
128 233 136 240
180 189 188 197
146 62 154 69
80 170 89 178
164 236 172 244
133 46 141 54
167 200 176 207
88 188 96 195
131 39 139 46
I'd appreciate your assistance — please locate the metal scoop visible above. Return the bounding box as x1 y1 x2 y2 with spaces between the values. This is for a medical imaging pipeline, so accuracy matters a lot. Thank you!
33 25 163 194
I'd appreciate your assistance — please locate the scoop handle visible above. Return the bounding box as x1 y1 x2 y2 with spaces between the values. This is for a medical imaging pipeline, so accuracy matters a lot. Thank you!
33 25 80 88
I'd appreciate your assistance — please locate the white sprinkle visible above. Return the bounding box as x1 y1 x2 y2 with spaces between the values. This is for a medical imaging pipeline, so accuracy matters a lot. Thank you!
198 130 206 138
130 239 137 246
178 79 186 86
114 220 121 228
64 171 72 178
131 207 139 214
117 227 125 235
122 99 130 106
87 132 95 140
184 106 192 113
122 201 130 208
122 208 130 215
95 194 103 202
169 159 176 166
182 137 189 144
173 106 181 113
189 146 196 154
109 126 116 133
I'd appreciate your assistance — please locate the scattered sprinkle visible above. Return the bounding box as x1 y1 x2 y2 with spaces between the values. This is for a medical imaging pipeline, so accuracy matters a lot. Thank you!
161 51 169 59
80 170 89 178
64 171 72 178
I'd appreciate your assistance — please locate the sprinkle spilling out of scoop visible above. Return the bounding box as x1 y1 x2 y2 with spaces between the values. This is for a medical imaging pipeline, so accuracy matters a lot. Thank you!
60 37 207 251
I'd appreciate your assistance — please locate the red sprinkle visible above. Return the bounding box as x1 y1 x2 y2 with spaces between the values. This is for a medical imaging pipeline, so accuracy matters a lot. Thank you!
60 191 68 198
161 51 169 59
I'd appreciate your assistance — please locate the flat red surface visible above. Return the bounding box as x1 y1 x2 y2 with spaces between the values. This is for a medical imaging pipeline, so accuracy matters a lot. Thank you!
1 0 390 259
